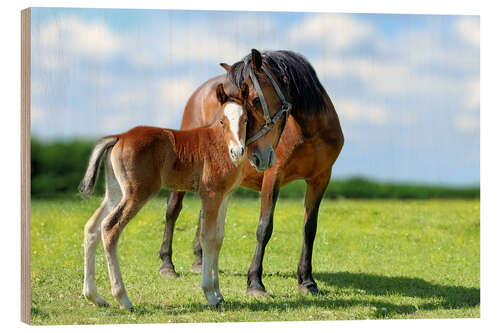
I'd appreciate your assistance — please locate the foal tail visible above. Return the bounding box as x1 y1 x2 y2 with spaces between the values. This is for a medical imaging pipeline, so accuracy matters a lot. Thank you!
78 136 118 198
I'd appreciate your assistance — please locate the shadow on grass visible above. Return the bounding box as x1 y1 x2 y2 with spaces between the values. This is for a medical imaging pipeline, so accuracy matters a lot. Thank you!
128 271 478 319
132 297 418 319
220 270 479 309
313 271 479 310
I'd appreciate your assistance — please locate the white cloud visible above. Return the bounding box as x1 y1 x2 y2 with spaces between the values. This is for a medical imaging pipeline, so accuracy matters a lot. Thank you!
157 77 198 107
99 110 139 134
109 90 149 109
464 79 480 110
99 77 199 131
335 99 388 125
38 16 122 59
167 34 246 65
454 113 479 133
31 105 45 122
389 29 478 70
232 14 276 35
315 57 463 97
288 14 373 50
456 17 479 46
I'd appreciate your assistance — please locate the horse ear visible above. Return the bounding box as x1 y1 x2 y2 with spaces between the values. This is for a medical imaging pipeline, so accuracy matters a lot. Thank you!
250 49 262 70
241 82 249 101
216 83 228 105
220 63 231 72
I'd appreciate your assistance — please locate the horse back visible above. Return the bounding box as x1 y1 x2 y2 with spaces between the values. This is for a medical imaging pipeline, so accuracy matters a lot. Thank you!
181 75 226 130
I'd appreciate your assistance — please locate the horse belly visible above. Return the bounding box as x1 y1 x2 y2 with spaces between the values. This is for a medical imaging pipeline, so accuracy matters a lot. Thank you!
162 165 201 193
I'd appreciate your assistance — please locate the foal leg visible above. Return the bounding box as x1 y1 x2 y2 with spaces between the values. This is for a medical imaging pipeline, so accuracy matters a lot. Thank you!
199 194 225 306
297 171 330 294
246 173 280 297
82 199 110 307
159 191 185 277
83 156 122 307
212 196 229 302
101 196 147 310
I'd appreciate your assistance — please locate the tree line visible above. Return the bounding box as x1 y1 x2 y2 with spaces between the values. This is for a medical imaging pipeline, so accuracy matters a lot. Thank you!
30 138 479 199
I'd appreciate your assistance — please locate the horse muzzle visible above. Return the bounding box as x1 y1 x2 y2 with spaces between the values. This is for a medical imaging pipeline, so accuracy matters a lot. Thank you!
249 146 276 171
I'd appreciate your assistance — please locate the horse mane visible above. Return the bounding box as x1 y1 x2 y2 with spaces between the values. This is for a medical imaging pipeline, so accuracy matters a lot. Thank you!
228 50 331 115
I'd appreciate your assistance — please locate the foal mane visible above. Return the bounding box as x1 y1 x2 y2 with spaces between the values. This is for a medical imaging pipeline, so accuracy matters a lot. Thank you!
227 50 331 115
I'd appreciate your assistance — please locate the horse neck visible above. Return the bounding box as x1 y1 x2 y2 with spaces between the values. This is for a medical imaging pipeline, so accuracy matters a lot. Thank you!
289 99 339 137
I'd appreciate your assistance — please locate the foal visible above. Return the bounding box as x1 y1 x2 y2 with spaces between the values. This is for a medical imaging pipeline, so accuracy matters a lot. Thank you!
79 84 247 310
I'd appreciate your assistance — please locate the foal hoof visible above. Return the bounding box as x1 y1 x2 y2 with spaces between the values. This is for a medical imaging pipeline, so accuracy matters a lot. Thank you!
298 283 319 295
84 292 110 307
95 298 110 307
205 293 223 307
121 305 134 312
191 262 202 273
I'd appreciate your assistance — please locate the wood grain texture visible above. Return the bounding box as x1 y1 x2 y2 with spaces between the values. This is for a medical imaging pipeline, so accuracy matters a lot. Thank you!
21 7 31 325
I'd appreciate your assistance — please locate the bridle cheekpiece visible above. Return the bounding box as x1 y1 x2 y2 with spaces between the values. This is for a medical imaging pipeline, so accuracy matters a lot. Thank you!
245 61 292 145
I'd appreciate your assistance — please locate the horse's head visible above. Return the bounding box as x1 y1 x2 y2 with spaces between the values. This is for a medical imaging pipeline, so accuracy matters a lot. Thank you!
220 49 291 172
215 83 248 166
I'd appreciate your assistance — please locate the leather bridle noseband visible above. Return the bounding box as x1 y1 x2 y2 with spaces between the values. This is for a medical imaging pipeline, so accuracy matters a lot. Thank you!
245 63 292 145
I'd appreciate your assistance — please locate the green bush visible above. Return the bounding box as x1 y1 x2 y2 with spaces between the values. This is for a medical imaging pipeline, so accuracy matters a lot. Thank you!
30 138 479 199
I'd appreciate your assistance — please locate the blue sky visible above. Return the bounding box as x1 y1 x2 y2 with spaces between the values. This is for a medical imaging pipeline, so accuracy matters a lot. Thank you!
30 8 479 185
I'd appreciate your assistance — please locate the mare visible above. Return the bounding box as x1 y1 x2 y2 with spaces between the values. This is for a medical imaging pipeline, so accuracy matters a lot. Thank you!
79 84 249 309
159 49 344 296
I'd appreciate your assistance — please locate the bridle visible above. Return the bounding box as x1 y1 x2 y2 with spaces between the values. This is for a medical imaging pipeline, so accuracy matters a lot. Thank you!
245 62 292 145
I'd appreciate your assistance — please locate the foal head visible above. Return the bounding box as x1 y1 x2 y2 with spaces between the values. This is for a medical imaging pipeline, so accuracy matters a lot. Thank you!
215 83 248 166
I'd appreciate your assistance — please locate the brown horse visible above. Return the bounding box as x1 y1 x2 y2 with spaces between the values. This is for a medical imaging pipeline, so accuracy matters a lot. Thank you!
159 49 344 296
79 84 250 310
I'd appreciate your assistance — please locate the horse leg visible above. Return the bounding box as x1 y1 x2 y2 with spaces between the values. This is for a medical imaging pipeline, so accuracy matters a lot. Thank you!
159 191 185 277
297 171 331 294
101 194 147 310
199 194 225 306
191 214 203 273
83 154 122 307
246 173 280 297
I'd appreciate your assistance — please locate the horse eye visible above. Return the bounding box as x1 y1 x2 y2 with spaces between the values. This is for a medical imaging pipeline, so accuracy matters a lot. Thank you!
252 97 260 107
243 118 248 124
219 119 224 126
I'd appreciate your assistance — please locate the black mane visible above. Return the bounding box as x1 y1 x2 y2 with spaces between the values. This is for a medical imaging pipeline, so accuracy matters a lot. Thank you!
228 50 331 114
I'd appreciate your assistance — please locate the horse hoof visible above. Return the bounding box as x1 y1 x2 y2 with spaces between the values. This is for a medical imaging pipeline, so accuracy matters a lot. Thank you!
191 262 202 273
246 288 268 298
298 283 319 295
159 267 179 278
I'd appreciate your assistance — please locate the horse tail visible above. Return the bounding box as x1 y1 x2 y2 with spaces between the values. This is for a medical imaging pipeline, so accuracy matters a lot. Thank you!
78 136 118 198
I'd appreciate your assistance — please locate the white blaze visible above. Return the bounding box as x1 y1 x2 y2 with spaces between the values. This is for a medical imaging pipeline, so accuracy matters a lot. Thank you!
224 103 243 143
223 103 245 164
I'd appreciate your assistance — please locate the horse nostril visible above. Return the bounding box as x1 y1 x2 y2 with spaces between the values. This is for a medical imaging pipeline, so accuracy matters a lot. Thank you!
252 152 261 167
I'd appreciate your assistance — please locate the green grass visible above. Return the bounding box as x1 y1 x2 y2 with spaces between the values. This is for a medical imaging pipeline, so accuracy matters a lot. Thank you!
30 197 480 325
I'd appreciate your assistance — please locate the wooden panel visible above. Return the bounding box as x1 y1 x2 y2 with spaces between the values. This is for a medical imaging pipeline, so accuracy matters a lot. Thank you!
21 7 31 325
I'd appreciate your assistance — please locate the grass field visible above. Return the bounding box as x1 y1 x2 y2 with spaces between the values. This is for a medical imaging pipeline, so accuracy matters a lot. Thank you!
30 196 480 325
